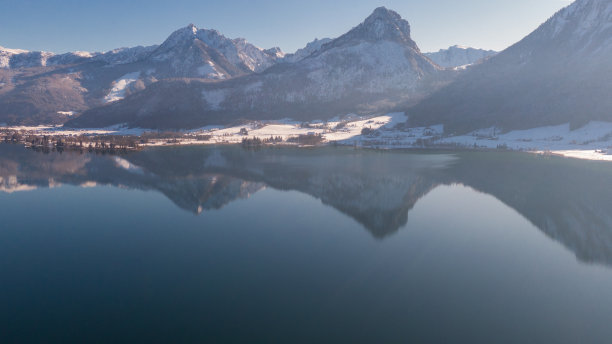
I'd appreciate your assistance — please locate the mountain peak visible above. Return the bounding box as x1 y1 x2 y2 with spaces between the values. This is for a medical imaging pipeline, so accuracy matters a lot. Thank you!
545 0 612 39
326 7 418 50
367 7 401 21
161 24 198 46
361 7 412 40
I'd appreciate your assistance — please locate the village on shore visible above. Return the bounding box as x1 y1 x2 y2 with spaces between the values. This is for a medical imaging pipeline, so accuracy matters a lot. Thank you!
2 112 612 161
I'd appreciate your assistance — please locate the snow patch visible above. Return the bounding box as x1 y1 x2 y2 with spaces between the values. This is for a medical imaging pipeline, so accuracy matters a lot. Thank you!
197 61 225 79
57 111 76 117
0 175 37 193
104 72 141 103
114 157 144 174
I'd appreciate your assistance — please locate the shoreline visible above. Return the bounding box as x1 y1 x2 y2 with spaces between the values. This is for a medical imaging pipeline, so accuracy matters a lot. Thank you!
3 138 611 163
2 112 612 162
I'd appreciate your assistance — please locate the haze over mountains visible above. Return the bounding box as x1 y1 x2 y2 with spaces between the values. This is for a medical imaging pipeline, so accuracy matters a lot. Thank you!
2 0 611 135
408 0 612 134
424 45 497 68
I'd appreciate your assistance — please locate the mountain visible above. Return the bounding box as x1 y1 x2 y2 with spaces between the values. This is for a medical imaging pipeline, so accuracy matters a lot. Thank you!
0 25 285 126
66 7 452 129
407 0 612 134
282 38 333 63
0 45 157 69
1 23 282 75
144 24 282 78
424 45 496 68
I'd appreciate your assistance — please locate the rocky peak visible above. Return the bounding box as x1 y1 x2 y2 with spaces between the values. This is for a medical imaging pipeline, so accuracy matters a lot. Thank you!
321 7 418 51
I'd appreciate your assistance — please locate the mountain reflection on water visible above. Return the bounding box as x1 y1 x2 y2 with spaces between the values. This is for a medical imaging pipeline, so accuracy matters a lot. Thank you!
2 144 612 267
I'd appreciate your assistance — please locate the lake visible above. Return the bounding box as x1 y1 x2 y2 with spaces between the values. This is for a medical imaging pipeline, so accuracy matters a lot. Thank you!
1 144 612 343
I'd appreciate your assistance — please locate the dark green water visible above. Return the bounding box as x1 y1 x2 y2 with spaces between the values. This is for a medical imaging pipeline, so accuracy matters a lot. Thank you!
1 144 612 343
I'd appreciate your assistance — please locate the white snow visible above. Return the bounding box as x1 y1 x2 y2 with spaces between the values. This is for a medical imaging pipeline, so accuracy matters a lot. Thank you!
300 41 426 100
0 124 147 136
73 51 93 58
0 46 29 54
104 72 141 103
183 112 409 145
80 181 98 188
437 122 612 151
57 111 76 117
0 176 37 193
197 61 225 79
3 113 612 162
543 150 612 161
114 157 144 174
283 38 333 63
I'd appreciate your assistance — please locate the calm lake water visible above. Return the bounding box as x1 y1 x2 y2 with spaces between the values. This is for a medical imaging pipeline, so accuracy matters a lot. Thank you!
1 144 612 343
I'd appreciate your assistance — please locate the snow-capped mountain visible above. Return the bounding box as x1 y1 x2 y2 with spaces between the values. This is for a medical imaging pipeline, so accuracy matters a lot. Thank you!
1 23 281 76
0 49 54 68
67 7 452 129
408 0 612 134
0 45 158 69
146 24 283 78
0 23 289 125
0 46 28 68
424 45 496 68
282 38 332 63
91 46 159 65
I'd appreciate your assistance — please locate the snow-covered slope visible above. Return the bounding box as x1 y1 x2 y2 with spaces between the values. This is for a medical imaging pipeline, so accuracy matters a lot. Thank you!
0 46 29 68
409 0 612 134
147 24 282 77
424 45 496 68
104 72 142 103
282 38 333 63
67 7 453 129
0 45 158 69
0 23 288 125
1 22 282 75
92 46 158 65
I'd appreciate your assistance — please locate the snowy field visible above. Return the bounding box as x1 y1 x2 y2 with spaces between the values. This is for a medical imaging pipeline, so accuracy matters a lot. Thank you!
3 113 612 161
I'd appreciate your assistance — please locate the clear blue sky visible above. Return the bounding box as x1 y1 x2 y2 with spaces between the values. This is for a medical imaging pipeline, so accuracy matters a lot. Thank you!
0 0 572 54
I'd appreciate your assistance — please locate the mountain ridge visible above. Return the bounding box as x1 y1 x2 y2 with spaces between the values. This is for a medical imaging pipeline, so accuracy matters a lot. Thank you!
65 7 452 129
424 45 497 68
406 0 612 134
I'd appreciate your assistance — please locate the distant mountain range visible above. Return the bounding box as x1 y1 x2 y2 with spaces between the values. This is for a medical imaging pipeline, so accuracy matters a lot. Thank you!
0 7 474 128
2 0 611 134
66 7 453 129
0 23 287 126
424 45 497 68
